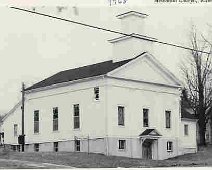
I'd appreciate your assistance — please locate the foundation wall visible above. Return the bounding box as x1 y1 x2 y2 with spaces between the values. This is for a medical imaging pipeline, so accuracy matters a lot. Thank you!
5 137 197 160
24 138 106 154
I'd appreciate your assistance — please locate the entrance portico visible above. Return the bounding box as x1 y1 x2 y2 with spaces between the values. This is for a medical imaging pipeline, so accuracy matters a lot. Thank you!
139 129 161 160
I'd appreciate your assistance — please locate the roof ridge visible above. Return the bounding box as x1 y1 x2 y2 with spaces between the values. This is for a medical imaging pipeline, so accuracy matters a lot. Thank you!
59 60 113 73
113 52 147 64
116 11 149 18
25 57 137 91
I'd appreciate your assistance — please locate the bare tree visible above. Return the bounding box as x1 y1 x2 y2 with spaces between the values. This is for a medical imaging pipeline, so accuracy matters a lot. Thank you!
181 27 212 146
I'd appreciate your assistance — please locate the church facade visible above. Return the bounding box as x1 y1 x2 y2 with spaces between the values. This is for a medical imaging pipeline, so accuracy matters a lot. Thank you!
0 11 197 160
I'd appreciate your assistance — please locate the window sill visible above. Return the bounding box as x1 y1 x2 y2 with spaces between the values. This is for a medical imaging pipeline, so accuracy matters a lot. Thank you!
118 149 126 152
34 133 40 135
167 150 173 152
52 130 60 133
118 125 125 127
73 128 81 131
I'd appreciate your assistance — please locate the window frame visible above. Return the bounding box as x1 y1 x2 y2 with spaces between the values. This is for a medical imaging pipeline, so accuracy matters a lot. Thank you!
34 110 39 134
73 104 80 129
11 145 16 151
53 107 59 131
184 124 189 136
74 140 80 152
118 106 125 126
34 143 39 152
118 140 126 150
167 141 173 152
165 110 171 129
143 108 149 127
53 142 58 152
14 124 18 137
17 145 21 152
94 87 100 101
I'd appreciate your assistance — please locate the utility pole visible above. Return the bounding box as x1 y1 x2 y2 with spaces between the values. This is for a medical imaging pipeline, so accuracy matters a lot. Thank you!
21 82 25 152
88 135 90 154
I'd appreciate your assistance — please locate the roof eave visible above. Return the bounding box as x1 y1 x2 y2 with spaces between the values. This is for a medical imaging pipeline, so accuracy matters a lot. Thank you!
106 75 181 89
138 135 161 139
25 75 106 94
181 117 198 122
108 33 157 43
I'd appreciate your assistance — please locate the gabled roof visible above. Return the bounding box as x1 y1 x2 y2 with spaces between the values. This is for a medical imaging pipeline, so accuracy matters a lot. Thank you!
139 129 161 137
143 53 182 86
116 11 148 19
108 33 157 44
25 56 139 91
181 110 197 120
181 96 197 120
2 101 22 122
181 106 197 120
26 51 182 92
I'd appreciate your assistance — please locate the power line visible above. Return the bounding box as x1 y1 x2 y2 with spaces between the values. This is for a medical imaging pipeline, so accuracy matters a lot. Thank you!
10 6 211 55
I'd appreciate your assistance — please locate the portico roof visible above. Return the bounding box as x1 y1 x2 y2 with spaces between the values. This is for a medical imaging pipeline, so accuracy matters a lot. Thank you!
139 129 162 138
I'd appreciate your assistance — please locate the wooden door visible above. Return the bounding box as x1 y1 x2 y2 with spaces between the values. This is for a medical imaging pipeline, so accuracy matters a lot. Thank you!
142 141 152 159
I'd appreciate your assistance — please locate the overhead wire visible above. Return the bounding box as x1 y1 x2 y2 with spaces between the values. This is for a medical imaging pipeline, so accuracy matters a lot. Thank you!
10 6 211 55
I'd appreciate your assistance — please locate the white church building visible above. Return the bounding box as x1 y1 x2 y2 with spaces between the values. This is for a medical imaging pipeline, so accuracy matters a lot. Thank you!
0 11 197 160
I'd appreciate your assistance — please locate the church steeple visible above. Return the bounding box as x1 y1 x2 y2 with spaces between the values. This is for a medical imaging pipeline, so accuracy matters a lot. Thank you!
116 11 148 35
108 10 157 62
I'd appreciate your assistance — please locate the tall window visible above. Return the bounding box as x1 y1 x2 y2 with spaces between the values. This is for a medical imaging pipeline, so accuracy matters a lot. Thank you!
54 142 58 152
184 124 188 136
165 111 171 128
143 108 149 127
167 141 173 152
118 106 125 126
94 87 99 100
53 107 58 131
75 140 80 151
118 140 126 150
34 110 39 133
74 104 80 129
14 124 18 136
34 143 39 152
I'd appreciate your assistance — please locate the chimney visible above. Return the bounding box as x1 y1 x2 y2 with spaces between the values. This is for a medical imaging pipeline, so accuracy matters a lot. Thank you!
109 11 156 62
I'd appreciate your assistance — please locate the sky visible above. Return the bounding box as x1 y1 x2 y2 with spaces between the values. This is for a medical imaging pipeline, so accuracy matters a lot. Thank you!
0 0 212 114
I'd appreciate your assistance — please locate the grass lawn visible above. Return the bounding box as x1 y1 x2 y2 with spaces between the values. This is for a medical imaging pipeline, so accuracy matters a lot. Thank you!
0 146 211 168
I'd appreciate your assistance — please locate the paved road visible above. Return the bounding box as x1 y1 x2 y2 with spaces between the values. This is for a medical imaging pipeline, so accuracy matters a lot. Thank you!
0 159 74 169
